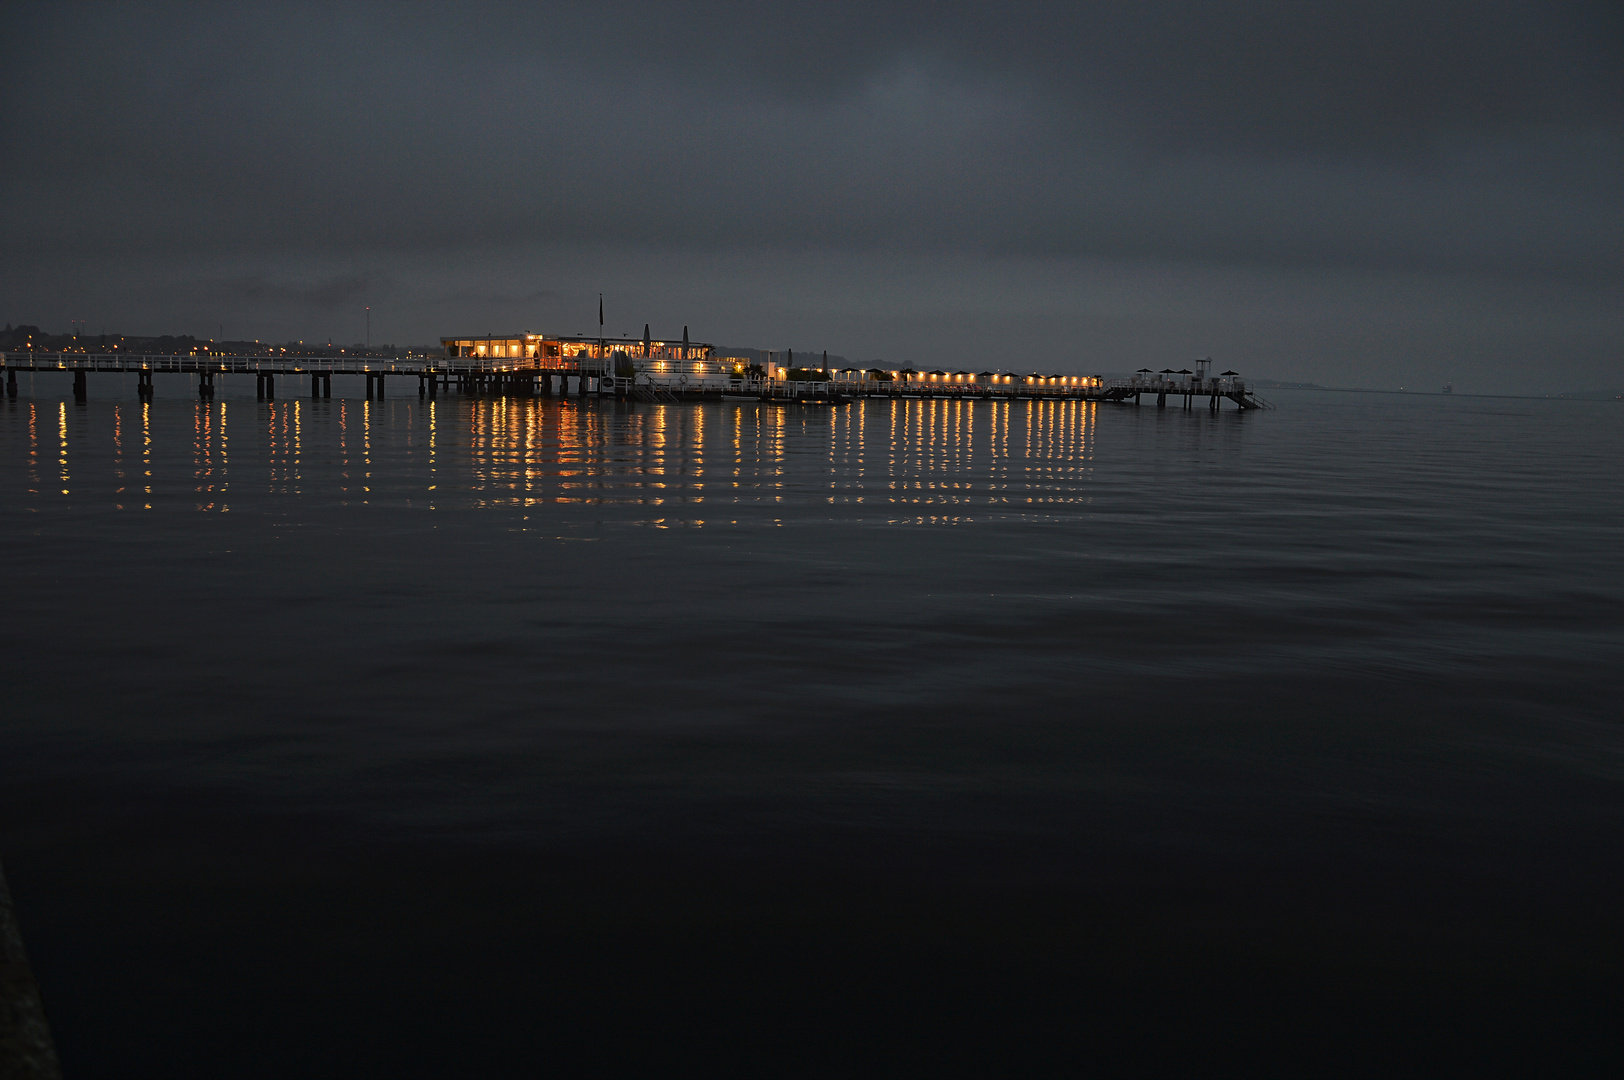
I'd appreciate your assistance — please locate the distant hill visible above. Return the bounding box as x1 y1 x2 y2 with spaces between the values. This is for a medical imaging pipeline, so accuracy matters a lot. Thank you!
718 347 849 369
0 323 436 358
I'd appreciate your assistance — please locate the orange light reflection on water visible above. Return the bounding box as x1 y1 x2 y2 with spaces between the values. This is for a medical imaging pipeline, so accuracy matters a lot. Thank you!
141 401 152 507
57 402 70 496
4 392 1111 520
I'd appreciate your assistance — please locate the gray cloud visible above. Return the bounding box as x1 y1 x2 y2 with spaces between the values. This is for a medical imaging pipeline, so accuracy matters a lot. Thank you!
199 272 376 308
0 2 1617 387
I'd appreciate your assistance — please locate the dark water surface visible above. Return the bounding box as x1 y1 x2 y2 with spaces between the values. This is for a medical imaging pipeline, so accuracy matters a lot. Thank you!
2 382 1621 1075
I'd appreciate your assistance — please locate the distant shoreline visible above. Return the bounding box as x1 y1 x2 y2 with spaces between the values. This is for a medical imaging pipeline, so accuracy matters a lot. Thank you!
1261 385 1622 402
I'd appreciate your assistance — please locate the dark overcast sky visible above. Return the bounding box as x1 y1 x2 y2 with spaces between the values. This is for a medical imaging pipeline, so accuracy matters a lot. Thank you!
2 1 1619 388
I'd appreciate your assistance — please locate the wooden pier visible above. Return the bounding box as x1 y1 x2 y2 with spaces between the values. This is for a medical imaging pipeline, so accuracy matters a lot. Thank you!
0 352 1272 410
0 352 605 403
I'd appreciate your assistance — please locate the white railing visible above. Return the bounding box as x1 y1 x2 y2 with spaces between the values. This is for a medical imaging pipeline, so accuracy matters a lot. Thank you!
1109 376 1249 394
0 351 610 375
852 380 1100 396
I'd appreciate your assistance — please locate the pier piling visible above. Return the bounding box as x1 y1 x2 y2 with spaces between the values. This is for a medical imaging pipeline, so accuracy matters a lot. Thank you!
72 370 87 403
6 371 15 398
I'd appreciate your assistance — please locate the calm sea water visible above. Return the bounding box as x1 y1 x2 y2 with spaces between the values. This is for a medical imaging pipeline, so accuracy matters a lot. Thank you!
2 378 1621 1075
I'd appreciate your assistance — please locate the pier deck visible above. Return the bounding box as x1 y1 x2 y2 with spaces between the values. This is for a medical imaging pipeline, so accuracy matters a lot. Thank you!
0 353 1272 409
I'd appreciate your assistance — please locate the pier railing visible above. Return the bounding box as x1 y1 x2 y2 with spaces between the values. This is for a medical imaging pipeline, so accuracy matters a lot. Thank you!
1107 376 1247 393
832 379 1104 398
0 351 608 376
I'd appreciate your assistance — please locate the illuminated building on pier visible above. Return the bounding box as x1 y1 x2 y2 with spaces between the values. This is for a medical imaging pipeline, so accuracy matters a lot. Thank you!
440 332 716 366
